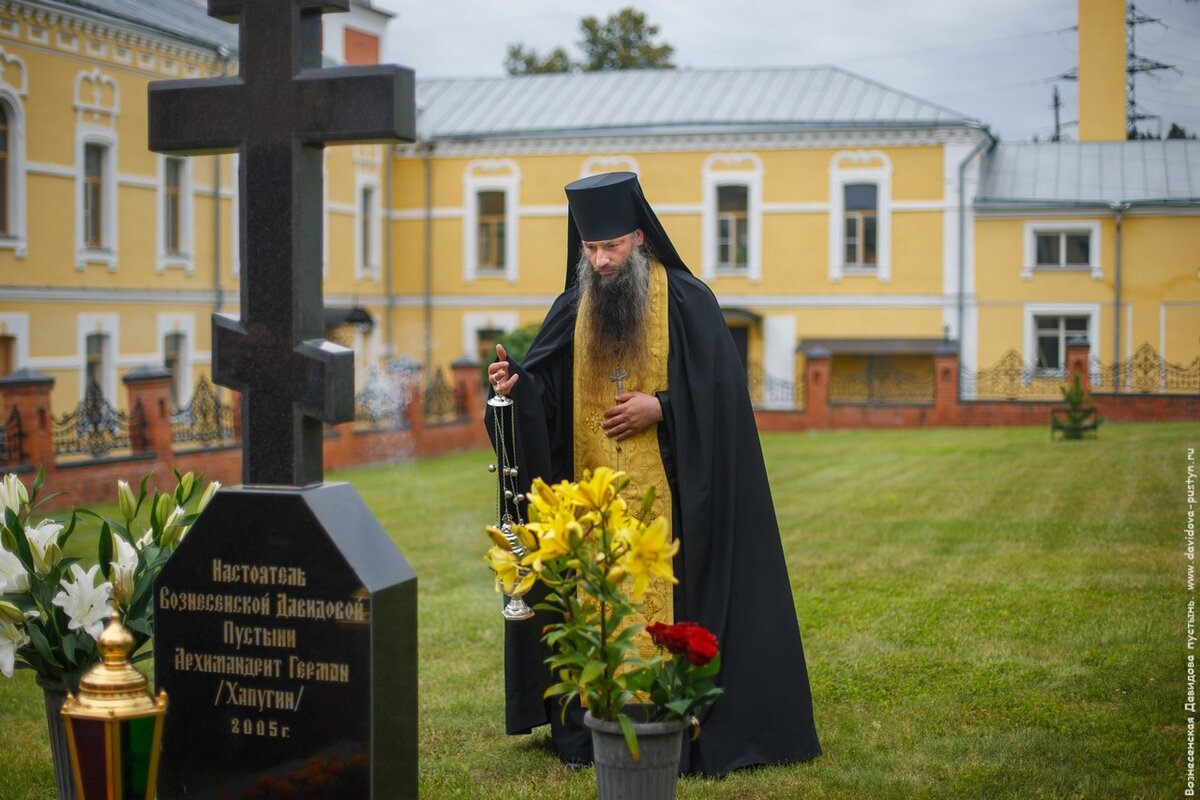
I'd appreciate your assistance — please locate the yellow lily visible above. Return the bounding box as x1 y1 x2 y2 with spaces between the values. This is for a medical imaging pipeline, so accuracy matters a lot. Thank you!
485 546 536 596
619 516 678 601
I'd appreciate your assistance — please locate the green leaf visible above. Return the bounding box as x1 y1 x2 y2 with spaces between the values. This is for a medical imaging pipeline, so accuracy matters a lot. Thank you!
617 712 640 761
98 522 113 579
26 624 63 669
135 473 151 519
579 659 605 686
32 466 45 498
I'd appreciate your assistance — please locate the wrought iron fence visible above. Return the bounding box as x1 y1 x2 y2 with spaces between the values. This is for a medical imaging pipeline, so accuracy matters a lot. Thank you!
958 350 1065 399
0 405 23 463
829 360 935 405
746 361 806 409
1091 343 1200 394
53 383 141 459
172 376 237 448
354 368 410 429
423 367 460 424
962 343 1200 399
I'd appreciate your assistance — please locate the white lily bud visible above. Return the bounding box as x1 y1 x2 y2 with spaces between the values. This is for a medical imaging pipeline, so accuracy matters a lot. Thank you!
0 473 27 516
0 600 24 624
117 480 137 523
197 480 221 512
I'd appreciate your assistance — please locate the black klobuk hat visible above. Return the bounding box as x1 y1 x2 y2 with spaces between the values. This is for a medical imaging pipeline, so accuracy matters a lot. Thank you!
562 171 689 289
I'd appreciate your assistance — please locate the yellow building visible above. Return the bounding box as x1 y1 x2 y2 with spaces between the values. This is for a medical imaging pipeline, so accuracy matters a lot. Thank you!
0 0 392 417
1 0 1195 427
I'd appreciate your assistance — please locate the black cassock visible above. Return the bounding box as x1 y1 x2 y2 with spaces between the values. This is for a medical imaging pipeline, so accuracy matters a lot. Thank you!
486 263 821 777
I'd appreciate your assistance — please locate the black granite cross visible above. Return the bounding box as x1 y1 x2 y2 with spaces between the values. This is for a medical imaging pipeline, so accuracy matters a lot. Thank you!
148 0 415 486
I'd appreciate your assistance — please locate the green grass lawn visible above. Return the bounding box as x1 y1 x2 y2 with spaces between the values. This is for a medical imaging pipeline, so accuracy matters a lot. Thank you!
1 422 1192 799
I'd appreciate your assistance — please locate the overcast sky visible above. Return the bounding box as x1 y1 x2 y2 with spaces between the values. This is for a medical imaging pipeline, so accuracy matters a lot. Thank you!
375 0 1200 143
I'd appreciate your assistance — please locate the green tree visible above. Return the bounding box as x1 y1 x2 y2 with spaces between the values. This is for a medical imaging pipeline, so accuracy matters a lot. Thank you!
504 7 675 76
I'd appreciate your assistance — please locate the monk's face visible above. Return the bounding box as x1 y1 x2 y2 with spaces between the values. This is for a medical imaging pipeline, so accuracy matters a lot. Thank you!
582 229 645 280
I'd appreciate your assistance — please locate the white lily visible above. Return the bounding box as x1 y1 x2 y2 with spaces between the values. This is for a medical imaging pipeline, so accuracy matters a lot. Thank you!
110 535 138 606
25 520 64 576
52 564 112 640
0 473 27 517
0 547 29 593
0 618 29 678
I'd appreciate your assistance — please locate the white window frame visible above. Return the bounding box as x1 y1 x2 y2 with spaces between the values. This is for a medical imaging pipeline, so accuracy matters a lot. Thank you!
702 153 762 282
157 154 194 273
1022 303 1100 380
1021 220 1102 281
354 173 381 281
463 160 519 284
75 128 117 270
0 312 29 371
77 313 118 401
157 313 195 405
463 311 518 364
828 150 892 283
0 47 28 258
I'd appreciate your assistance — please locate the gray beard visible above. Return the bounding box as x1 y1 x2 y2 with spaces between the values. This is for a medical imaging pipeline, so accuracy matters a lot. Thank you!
576 246 651 370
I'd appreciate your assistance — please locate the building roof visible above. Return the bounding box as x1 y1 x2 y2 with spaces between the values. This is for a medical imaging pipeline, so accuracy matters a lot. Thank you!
48 0 390 56
414 66 981 141
53 0 239 53
977 140 1200 208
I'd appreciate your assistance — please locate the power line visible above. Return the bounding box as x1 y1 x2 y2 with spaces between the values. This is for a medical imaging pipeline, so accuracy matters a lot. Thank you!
838 26 1076 66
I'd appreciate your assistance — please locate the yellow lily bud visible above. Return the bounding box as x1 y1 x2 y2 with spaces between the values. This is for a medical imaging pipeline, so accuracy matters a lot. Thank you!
0 600 24 624
486 526 511 550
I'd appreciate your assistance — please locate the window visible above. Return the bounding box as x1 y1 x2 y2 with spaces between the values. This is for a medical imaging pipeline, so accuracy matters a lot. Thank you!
360 185 373 267
84 143 104 248
476 327 504 364
828 150 892 282
477 190 506 270
843 183 877 269
1035 231 1090 267
1034 316 1089 374
164 332 184 405
85 333 106 393
164 157 182 254
0 334 13 377
462 160 519 283
1022 221 1101 280
702 154 762 281
716 186 748 269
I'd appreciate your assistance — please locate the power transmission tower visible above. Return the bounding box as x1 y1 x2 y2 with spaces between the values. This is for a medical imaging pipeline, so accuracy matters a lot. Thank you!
1125 3 1171 137
1056 2 1173 139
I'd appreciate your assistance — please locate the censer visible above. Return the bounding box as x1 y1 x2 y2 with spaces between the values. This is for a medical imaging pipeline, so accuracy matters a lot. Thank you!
487 389 535 620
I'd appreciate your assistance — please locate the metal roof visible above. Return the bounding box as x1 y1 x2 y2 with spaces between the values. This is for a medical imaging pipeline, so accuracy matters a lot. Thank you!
798 338 951 356
414 67 981 141
977 140 1200 208
53 0 239 53
48 0 390 56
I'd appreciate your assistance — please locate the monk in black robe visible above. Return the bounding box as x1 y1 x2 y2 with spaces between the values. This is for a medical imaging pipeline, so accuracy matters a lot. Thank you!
485 172 820 776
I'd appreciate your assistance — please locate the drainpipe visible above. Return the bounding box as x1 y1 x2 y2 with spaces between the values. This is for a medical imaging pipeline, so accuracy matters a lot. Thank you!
956 129 994 389
1111 201 1128 393
383 142 394 361
422 141 434 375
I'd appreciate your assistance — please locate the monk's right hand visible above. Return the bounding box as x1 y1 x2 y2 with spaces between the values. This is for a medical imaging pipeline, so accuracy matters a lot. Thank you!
488 343 519 397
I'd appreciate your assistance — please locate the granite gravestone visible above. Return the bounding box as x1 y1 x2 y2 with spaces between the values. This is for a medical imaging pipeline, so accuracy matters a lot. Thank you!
147 1 417 797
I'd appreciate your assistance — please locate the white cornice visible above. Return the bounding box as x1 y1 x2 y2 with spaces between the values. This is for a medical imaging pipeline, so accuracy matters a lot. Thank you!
1 1 232 71
397 127 983 159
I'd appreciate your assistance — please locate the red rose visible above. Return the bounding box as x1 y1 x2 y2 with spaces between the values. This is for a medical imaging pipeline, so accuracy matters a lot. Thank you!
653 621 698 654
684 626 719 666
646 622 669 647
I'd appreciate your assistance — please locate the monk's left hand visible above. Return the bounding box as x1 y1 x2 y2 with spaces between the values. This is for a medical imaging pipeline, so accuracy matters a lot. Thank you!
602 392 663 441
